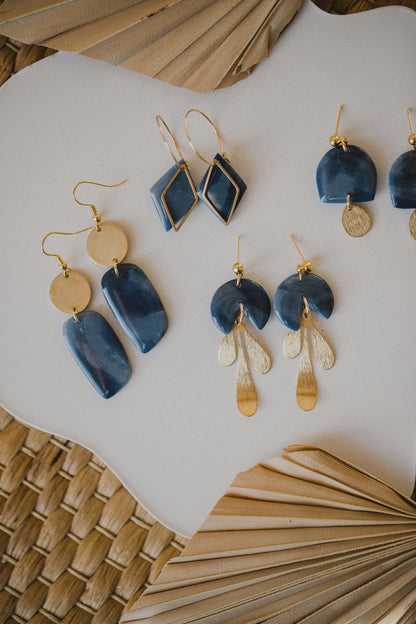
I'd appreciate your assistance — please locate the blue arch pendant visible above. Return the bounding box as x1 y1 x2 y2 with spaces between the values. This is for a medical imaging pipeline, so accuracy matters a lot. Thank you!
317 144 377 203
102 263 168 353
389 150 416 209
274 273 334 331
211 278 271 335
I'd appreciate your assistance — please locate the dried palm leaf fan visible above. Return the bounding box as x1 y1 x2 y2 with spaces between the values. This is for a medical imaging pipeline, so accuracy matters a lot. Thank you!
122 445 416 624
0 0 302 93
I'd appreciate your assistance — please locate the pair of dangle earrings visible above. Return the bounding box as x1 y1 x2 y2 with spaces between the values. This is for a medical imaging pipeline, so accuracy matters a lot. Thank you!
210 237 335 416
150 109 247 231
42 180 168 399
317 105 416 239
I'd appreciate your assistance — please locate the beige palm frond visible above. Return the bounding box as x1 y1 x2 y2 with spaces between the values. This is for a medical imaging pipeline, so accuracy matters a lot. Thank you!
0 0 302 92
122 445 416 623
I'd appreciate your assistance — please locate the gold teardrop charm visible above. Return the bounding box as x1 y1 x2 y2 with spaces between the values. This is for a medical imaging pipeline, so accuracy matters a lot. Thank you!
342 202 371 237
409 209 416 240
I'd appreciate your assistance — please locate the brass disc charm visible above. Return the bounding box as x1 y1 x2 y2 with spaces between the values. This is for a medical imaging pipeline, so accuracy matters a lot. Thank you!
341 203 371 237
87 223 128 266
409 210 416 240
49 271 91 314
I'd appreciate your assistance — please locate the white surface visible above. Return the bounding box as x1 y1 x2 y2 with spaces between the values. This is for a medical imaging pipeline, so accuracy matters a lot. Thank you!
0 1 416 538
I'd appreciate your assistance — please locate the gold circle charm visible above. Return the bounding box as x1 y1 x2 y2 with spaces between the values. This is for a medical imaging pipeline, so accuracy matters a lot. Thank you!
87 223 128 266
409 210 416 240
49 271 91 314
342 204 371 237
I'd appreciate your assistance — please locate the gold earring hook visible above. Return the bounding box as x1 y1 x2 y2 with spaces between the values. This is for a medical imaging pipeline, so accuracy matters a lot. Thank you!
73 179 128 229
407 108 416 147
329 105 349 152
156 115 185 168
232 235 244 286
41 227 93 275
184 109 226 165
290 235 313 281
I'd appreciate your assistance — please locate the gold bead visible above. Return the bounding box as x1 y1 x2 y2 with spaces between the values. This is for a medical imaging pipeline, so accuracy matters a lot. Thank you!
329 134 339 147
232 262 244 277
408 133 416 147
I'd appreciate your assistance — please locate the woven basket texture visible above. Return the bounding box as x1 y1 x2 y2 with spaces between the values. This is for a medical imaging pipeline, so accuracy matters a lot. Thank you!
0 407 187 624
0 3 415 617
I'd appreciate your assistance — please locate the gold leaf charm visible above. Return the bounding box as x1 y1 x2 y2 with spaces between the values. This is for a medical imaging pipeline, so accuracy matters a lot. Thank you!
283 313 335 411
311 323 335 370
241 324 272 374
218 328 237 366
218 322 272 418
283 329 301 359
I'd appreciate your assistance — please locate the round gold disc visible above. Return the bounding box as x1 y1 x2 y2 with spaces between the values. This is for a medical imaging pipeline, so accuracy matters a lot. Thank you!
49 271 91 314
409 210 416 240
342 204 371 237
87 222 128 266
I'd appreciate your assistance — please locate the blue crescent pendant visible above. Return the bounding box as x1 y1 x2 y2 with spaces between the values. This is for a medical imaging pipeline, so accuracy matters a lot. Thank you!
211 278 271 335
274 272 334 331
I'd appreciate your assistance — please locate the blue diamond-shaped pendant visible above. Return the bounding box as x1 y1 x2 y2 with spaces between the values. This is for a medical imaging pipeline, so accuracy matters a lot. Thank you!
197 153 247 224
150 159 198 231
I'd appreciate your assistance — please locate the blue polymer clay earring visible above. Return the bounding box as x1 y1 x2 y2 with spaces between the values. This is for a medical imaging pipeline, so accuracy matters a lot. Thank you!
73 180 168 354
184 109 247 225
317 106 377 237
389 108 416 239
211 238 271 417
274 237 335 411
42 230 131 398
150 115 198 232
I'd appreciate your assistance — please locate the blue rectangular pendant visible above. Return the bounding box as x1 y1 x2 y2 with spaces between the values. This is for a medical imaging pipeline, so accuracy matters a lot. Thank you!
63 310 132 398
197 153 247 224
102 263 168 353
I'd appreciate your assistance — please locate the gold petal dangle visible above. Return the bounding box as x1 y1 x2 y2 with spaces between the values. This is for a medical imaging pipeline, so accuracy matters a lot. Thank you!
283 328 301 359
296 317 317 411
211 237 272 417
241 323 272 375
235 324 257 418
218 326 237 366
311 322 335 370
274 236 335 411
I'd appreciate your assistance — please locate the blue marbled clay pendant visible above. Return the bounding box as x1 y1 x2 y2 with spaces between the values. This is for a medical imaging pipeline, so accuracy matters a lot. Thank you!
150 115 198 232
274 237 335 411
317 106 377 237
41 230 131 398
73 180 168 353
211 238 271 417
389 108 416 239
184 109 247 225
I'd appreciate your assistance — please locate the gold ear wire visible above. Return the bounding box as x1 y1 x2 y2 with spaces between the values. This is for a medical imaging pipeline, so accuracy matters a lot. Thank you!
41 227 93 275
184 109 226 165
407 108 416 147
232 235 244 286
156 115 185 168
329 105 349 151
73 179 128 228
290 235 313 280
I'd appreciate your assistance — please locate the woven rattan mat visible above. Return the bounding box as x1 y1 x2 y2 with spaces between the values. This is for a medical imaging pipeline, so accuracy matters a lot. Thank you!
1 5 415 618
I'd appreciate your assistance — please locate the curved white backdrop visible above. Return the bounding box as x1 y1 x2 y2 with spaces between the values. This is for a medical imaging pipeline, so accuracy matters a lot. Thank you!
0 1 415 537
